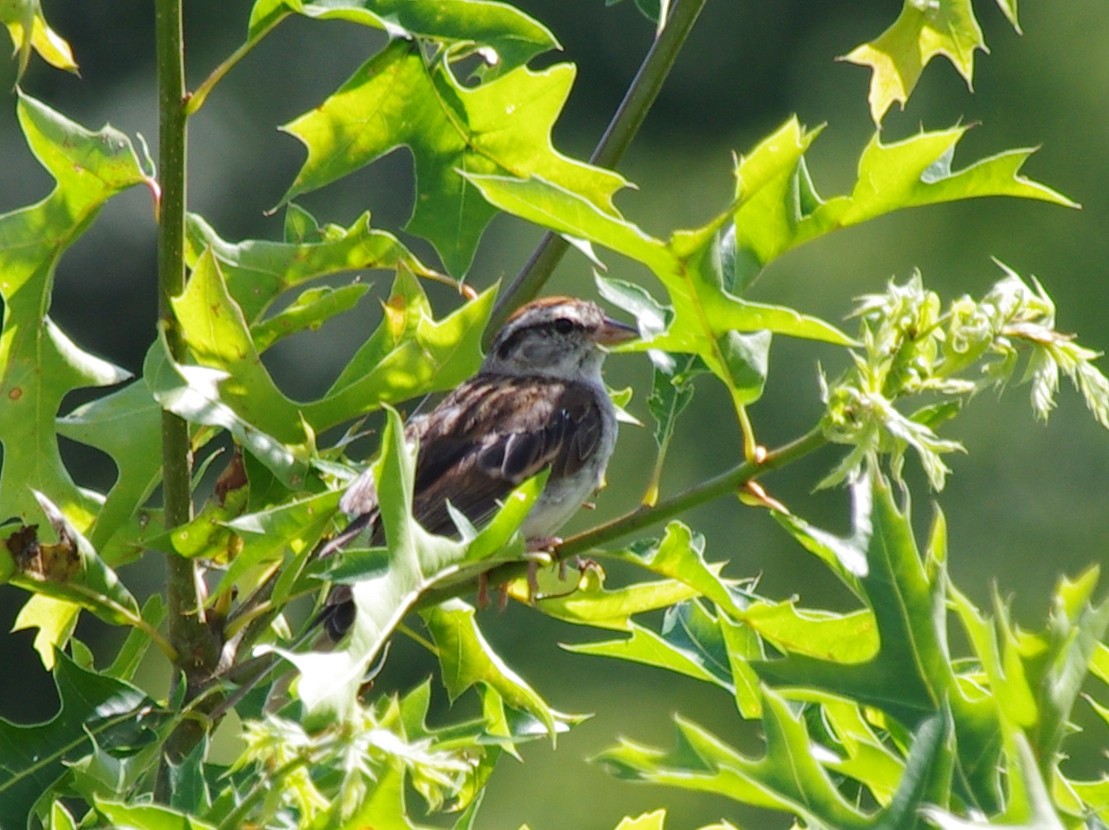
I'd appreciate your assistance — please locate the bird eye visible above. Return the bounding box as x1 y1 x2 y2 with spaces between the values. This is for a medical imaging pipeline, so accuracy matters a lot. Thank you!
553 317 575 334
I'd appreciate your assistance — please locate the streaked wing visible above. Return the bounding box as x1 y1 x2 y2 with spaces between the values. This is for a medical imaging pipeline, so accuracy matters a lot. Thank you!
408 374 604 534
315 374 604 641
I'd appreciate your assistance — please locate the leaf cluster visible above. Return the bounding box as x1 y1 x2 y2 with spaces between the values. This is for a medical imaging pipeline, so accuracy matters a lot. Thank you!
0 1 1106 829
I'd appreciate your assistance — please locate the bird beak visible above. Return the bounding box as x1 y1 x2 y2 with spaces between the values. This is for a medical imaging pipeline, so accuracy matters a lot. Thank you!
594 317 639 347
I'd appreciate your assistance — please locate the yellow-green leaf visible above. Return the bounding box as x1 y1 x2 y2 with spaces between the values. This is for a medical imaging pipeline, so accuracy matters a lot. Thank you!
843 0 985 123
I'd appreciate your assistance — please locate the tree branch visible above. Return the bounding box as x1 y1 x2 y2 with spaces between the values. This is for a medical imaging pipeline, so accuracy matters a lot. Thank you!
415 425 829 609
488 0 709 334
155 0 220 783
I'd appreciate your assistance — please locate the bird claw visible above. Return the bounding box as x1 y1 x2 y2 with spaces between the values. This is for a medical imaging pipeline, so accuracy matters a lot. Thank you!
525 535 562 553
476 572 491 609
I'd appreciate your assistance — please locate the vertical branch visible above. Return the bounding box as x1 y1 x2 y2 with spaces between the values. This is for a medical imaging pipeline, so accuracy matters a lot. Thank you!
155 0 218 775
489 0 709 333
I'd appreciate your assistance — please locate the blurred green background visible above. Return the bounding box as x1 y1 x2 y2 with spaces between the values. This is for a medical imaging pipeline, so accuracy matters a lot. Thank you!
1 2 1106 828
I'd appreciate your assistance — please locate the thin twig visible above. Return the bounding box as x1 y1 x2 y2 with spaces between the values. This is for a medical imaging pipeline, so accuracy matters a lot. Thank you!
488 0 710 335
415 425 829 609
186 13 286 115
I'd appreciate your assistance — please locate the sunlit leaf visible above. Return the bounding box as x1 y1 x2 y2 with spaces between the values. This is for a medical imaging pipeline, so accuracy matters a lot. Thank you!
251 283 371 352
565 618 729 689
305 271 496 430
281 41 626 274
143 330 308 488
1029 568 1109 768
0 0 77 82
763 472 1008 806
10 594 78 670
761 474 946 718
611 523 745 618
185 209 438 325
6 491 142 630
269 408 540 723
247 0 557 73
614 809 667 830
595 689 872 828
948 586 1038 728
741 601 878 664
731 119 1076 278
423 600 580 743
0 93 148 539
510 564 700 631
216 489 341 599
171 249 314 449
842 0 986 123
469 171 850 428
93 797 217 830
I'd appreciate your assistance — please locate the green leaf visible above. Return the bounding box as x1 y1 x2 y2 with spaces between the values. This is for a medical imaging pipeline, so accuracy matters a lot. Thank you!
0 93 148 539
595 689 872 829
876 711 954 827
758 475 952 719
47 800 77 830
993 0 1020 31
7 491 142 630
0 652 162 830
565 618 730 690
106 595 167 681
731 119 1077 277
469 172 850 423
763 472 1006 807
143 329 308 488
330 763 433 830
642 357 701 504
173 242 495 451
55 380 163 556
515 564 700 631
303 271 497 430
280 40 626 274
715 330 769 406
423 600 577 744
171 249 315 451
185 209 438 325
611 522 745 619
772 474 871 581
271 408 540 723
949 586 1038 729
247 0 557 74
0 0 77 81
11 594 78 670
597 273 708 505
67 732 162 815
613 810 667 830
741 601 878 664
251 283 371 352
921 732 1065 829
93 798 217 830
217 490 341 599
1030 569 1109 770
164 735 213 817
843 0 986 123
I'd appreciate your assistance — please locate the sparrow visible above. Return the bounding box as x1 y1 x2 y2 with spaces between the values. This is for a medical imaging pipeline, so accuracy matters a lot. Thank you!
317 296 638 640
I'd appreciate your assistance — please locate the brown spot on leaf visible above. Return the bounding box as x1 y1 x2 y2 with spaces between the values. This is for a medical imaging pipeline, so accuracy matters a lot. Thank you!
5 523 81 582
7 386 22 401
214 449 248 505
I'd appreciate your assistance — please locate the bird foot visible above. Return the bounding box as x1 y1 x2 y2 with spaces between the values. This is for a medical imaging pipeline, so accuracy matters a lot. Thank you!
525 535 562 553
